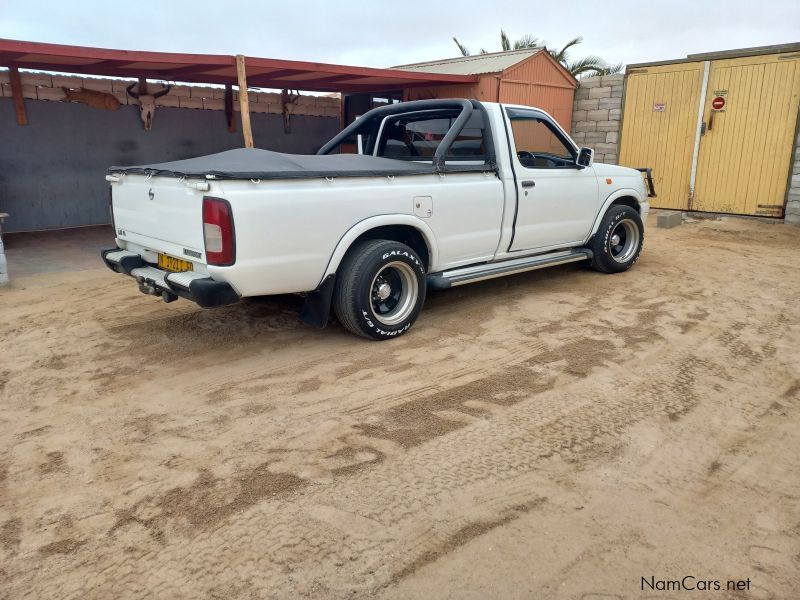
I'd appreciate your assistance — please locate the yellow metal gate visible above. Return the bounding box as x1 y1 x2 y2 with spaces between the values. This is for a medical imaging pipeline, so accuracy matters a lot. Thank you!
619 49 800 217
619 63 704 210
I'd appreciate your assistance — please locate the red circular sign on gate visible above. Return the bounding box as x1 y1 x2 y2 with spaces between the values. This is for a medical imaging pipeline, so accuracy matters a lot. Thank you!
712 96 726 110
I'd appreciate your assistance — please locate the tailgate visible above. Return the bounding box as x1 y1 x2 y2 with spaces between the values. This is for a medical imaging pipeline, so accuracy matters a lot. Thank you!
111 175 207 261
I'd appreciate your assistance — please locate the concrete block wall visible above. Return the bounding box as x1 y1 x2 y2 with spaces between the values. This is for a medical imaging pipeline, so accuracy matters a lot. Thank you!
0 70 341 118
786 133 800 226
570 74 623 164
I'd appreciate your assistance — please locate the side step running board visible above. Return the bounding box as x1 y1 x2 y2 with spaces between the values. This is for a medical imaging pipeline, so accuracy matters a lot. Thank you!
427 249 593 290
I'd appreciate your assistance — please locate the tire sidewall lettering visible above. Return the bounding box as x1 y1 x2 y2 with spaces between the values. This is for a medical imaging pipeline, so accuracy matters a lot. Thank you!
600 208 642 270
382 250 425 276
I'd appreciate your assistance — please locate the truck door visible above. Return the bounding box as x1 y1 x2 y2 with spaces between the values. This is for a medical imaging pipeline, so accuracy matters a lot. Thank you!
504 107 599 252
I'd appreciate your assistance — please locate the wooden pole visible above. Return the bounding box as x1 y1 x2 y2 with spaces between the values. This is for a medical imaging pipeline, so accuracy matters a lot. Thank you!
235 54 254 148
224 84 236 133
9 67 28 126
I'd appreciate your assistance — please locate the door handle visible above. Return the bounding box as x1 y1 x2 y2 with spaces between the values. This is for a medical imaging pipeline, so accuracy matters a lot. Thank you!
521 180 535 188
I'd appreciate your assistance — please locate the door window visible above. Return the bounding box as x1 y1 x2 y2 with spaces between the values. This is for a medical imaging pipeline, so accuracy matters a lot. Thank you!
507 108 576 168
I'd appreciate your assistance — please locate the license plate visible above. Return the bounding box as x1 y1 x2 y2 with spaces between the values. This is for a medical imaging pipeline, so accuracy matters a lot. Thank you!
158 253 193 272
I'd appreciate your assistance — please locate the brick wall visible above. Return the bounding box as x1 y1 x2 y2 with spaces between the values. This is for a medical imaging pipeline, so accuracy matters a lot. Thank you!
0 71 341 118
570 74 623 164
786 132 800 226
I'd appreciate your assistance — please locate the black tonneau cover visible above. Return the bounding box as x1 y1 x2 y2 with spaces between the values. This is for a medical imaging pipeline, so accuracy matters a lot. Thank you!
108 148 447 180
109 100 498 181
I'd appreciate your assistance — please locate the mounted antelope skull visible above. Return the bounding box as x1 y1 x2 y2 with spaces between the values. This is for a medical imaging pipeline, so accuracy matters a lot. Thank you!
126 82 172 131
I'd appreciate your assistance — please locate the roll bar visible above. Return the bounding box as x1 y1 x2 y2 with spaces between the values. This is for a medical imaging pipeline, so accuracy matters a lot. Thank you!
317 99 495 172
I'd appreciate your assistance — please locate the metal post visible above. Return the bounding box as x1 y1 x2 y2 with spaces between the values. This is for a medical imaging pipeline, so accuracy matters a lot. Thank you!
688 60 711 208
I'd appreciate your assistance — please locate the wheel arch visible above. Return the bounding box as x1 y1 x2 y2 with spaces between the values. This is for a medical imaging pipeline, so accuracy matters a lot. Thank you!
587 189 646 239
301 216 436 330
320 215 438 286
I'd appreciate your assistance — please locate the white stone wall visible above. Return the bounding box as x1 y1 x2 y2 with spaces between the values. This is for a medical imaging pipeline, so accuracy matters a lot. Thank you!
570 74 623 164
786 131 800 226
0 70 341 118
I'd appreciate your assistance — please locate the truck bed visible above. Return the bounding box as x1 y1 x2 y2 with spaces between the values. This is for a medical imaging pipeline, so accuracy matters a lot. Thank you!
108 148 490 180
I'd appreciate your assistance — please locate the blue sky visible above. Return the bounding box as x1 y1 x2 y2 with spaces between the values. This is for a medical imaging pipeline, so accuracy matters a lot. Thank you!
1 0 797 68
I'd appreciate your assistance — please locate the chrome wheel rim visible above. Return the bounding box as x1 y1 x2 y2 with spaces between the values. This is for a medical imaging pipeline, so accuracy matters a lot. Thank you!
370 261 418 326
609 219 640 263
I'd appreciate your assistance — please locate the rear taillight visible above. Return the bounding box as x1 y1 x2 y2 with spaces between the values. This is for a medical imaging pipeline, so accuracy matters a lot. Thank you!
202 197 235 266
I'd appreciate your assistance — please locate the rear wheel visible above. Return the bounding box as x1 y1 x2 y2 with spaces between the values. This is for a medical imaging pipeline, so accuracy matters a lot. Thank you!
333 240 426 340
590 205 644 273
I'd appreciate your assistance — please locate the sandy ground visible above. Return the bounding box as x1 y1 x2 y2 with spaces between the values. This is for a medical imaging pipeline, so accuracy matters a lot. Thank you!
1 214 799 599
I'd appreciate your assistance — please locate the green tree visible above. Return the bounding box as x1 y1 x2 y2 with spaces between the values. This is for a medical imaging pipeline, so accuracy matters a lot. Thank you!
452 31 622 78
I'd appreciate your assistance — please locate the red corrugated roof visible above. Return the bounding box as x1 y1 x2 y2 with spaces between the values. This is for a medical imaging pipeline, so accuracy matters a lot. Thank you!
0 38 478 92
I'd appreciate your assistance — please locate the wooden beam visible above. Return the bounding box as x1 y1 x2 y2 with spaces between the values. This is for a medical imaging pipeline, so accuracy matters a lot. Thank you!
235 54 254 148
8 67 28 126
93 59 141 69
249 68 305 80
2 60 232 86
224 84 235 133
162 64 226 78
248 72 354 88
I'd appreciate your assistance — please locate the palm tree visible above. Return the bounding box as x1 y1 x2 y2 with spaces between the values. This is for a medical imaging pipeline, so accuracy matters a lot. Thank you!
593 62 624 76
454 29 539 56
512 33 540 51
548 36 583 63
452 31 621 78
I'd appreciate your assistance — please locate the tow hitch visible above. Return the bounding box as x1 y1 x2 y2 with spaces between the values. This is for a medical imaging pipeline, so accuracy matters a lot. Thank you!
136 276 178 303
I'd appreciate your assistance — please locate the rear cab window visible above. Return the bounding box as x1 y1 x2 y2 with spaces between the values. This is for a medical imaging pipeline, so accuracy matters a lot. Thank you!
373 110 487 162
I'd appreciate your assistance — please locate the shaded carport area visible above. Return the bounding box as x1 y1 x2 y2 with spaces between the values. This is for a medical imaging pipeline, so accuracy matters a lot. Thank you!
2 226 113 278
0 38 476 280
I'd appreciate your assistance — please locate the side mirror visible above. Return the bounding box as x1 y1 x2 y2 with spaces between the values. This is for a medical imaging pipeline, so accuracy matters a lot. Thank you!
577 147 594 168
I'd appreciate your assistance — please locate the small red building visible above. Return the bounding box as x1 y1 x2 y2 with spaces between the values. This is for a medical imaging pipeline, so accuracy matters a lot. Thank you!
400 49 578 130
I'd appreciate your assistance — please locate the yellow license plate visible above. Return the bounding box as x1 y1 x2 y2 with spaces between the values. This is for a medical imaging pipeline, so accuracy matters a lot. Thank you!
158 253 193 272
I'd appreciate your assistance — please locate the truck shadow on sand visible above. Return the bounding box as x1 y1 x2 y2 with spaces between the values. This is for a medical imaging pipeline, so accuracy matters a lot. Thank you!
107 262 594 353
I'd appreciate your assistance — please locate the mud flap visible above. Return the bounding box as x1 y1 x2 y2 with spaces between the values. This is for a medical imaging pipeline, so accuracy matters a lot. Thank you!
299 273 336 329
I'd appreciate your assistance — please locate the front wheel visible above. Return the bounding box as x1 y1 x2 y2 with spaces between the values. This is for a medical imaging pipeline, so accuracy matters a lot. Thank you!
590 205 644 273
333 240 426 340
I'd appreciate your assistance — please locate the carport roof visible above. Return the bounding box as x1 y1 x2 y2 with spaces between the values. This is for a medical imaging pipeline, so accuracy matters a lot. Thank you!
0 38 479 92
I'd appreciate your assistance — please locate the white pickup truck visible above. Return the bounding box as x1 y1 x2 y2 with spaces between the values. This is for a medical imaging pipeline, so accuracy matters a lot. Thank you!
103 99 653 339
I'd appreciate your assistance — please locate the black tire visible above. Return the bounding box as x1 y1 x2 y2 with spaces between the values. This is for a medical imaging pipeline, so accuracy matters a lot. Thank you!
333 240 426 340
590 205 644 273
